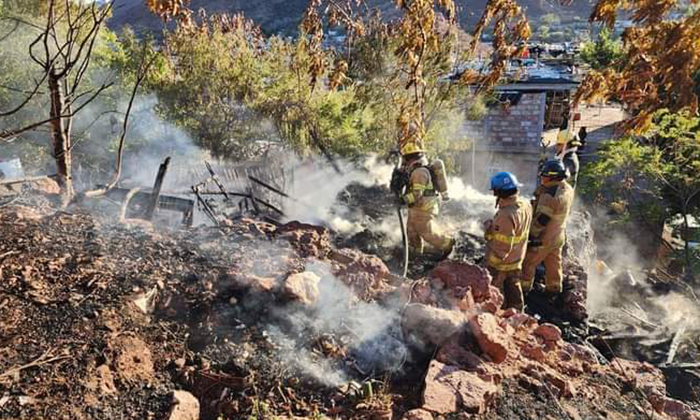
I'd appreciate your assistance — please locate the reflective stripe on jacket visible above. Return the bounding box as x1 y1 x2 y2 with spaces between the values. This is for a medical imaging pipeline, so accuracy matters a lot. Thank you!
403 167 438 215
485 195 533 272
530 180 574 248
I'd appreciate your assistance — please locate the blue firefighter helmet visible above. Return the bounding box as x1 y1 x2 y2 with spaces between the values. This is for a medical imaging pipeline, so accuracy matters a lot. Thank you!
490 171 522 192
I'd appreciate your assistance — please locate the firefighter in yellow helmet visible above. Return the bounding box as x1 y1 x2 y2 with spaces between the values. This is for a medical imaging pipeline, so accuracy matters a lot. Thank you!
399 141 454 259
521 159 575 295
484 172 533 311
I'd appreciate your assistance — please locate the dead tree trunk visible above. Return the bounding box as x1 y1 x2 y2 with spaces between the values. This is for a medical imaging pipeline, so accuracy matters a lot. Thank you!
48 68 73 203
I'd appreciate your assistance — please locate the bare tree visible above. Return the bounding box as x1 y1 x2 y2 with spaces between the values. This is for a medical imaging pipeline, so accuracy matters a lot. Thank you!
0 0 114 204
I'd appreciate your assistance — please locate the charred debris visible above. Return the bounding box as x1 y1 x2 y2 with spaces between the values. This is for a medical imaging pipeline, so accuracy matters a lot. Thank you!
0 157 699 420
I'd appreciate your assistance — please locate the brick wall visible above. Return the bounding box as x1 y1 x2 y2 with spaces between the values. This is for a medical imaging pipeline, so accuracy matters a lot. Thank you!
464 92 545 154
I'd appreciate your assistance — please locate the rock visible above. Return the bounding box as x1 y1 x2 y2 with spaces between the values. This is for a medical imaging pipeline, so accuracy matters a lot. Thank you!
430 261 492 304
422 360 501 414
655 397 700 420
331 248 394 299
534 323 562 342
501 308 518 318
520 341 546 362
276 221 331 258
401 408 434 420
503 312 538 330
236 275 278 293
169 390 200 420
469 313 509 363
610 359 666 397
436 334 484 369
403 304 468 347
544 371 576 398
282 271 321 306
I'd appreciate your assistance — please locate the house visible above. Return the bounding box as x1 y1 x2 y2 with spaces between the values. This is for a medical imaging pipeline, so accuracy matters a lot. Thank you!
461 63 579 188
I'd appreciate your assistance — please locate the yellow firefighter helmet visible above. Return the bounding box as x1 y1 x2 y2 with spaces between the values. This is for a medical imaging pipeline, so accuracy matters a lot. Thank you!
400 141 425 156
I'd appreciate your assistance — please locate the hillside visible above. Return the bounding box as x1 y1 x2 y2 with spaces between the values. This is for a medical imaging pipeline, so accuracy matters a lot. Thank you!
109 0 594 37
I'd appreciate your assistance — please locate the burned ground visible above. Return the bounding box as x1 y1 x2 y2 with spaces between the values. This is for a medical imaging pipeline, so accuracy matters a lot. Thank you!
0 184 699 420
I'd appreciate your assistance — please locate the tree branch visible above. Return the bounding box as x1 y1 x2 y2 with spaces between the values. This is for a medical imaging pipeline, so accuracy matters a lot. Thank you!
83 51 157 198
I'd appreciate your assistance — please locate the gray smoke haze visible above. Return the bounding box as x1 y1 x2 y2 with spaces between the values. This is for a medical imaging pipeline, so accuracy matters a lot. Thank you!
266 260 406 387
72 93 208 190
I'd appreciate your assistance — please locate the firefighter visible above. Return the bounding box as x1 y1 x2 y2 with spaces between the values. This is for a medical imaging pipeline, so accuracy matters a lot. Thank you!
483 172 533 311
556 135 581 189
400 142 454 259
521 159 575 295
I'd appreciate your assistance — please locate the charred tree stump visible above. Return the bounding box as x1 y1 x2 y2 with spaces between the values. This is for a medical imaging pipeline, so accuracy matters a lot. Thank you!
145 157 171 221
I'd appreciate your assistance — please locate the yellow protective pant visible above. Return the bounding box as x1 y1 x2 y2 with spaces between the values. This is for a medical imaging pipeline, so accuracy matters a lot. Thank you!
521 244 563 293
407 210 452 255
488 268 524 311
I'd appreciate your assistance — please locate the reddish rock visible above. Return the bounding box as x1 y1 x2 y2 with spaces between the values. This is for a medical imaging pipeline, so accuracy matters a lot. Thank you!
282 271 321 306
479 286 504 313
469 313 510 364
610 359 666 397
504 312 538 330
168 390 200 420
656 397 700 420
534 323 562 342
276 221 331 258
422 361 501 414
436 334 484 369
401 408 434 420
430 261 491 303
521 342 546 362
331 248 393 299
501 308 518 318
544 371 576 398
517 373 544 392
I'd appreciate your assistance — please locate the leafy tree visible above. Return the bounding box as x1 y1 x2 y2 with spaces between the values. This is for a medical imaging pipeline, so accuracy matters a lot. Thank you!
579 28 623 70
0 0 115 202
580 110 700 281
575 0 700 131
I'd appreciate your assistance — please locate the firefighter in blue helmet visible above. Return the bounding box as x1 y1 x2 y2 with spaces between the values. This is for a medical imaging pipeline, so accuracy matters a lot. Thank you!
483 172 533 311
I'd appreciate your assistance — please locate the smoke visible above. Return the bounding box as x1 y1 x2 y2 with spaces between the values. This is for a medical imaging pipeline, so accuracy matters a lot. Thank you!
283 155 394 235
438 177 495 236
72 94 208 191
265 260 406 387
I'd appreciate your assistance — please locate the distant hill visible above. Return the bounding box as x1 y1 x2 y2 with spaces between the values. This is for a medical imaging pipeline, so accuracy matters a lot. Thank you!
109 0 593 38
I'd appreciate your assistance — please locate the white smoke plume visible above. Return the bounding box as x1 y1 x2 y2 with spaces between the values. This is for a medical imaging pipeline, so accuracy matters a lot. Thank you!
283 155 394 235
265 260 406 387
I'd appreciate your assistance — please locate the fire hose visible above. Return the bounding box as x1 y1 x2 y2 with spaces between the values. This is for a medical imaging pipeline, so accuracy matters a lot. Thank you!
390 154 409 277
